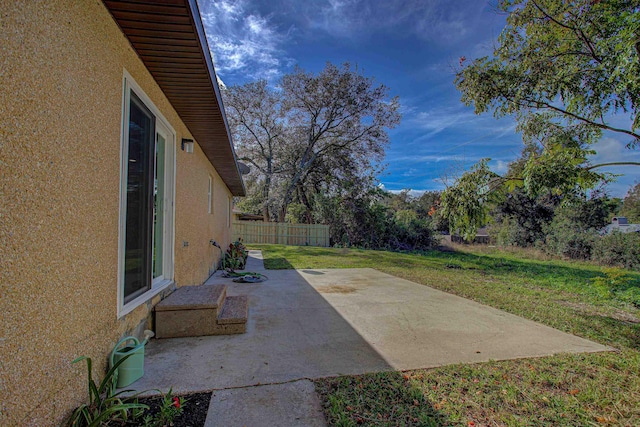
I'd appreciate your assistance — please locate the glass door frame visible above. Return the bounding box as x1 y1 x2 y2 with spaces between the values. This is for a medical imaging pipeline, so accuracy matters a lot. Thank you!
118 70 176 318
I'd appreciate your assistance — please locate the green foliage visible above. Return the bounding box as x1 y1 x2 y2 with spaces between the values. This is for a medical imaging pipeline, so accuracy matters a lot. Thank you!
591 267 636 298
312 188 436 251
66 356 188 427
391 209 436 251
543 207 597 260
141 389 185 427
544 225 595 261
440 160 504 240
620 182 640 222
532 197 640 269
284 202 307 224
314 189 391 249
65 356 148 427
592 231 640 270
221 239 248 271
447 0 640 236
488 216 523 247
488 189 557 246
456 0 640 148
522 142 605 196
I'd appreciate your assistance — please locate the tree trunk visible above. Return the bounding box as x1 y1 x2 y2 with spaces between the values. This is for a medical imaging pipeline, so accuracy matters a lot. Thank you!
262 173 271 222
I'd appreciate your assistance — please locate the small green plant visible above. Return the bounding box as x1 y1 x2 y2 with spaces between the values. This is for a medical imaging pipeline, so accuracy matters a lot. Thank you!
221 239 248 271
221 253 244 270
65 355 148 427
141 388 186 427
592 267 635 298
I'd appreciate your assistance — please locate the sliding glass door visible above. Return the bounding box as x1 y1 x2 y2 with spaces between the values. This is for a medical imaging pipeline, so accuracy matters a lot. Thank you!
121 79 175 309
124 92 155 303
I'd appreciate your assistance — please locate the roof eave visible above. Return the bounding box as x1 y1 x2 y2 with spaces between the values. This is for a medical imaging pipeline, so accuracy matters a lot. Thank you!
186 0 245 196
103 0 245 196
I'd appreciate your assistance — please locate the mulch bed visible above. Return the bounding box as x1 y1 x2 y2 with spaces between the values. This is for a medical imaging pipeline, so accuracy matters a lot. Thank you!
137 392 212 427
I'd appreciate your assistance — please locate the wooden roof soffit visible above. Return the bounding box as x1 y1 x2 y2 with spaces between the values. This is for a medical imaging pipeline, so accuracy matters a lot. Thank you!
103 0 245 196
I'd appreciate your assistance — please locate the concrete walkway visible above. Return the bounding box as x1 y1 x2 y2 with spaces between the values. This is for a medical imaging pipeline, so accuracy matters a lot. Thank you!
205 380 325 427
133 251 610 426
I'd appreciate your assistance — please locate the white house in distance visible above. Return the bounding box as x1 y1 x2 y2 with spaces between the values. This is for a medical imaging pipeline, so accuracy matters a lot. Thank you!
599 217 640 235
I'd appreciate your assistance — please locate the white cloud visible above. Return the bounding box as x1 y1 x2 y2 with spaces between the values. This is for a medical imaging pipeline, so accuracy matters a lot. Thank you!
590 136 640 197
406 104 517 139
491 159 509 175
590 137 639 164
302 0 488 45
198 0 292 81
389 154 462 163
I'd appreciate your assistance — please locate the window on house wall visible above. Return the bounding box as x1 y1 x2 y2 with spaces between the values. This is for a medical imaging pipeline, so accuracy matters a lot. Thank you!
208 176 213 214
119 72 176 316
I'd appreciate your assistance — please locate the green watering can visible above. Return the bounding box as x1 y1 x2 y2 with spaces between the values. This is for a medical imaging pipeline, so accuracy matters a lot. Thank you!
110 330 154 388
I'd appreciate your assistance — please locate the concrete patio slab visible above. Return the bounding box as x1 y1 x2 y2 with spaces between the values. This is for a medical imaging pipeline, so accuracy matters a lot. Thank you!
205 380 326 427
132 264 610 396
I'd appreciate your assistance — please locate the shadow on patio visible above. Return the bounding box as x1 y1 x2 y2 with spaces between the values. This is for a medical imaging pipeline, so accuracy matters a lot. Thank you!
129 268 393 394
129 262 610 396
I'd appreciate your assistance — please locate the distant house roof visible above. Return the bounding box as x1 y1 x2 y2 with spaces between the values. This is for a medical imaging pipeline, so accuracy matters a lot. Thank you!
600 217 640 234
232 207 263 221
103 0 245 196
613 216 629 225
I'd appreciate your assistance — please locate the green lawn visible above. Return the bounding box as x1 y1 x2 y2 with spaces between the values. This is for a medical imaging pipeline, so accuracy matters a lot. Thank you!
251 244 640 426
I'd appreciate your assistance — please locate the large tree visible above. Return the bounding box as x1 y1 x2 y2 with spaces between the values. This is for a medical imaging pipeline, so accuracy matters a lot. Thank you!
224 63 401 222
443 0 640 238
277 63 401 220
223 81 286 221
621 182 640 222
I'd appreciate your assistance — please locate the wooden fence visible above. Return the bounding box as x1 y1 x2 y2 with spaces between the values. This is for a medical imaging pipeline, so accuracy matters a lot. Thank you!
232 221 330 247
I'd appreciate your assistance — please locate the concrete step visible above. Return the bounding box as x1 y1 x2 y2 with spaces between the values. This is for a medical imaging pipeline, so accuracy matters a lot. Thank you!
213 296 248 335
155 285 248 338
218 296 248 325
156 284 227 311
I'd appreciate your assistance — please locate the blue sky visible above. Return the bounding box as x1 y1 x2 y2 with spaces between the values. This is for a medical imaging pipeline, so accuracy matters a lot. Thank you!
198 0 639 198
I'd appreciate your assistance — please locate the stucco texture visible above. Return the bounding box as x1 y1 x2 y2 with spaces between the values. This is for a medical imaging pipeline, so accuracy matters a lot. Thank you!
174 141 233 287
0 1 234 425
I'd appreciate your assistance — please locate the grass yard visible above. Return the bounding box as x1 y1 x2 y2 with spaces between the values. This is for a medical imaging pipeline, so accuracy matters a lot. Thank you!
251 244 640 426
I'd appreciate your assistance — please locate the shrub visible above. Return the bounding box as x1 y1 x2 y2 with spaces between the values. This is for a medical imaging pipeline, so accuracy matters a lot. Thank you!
489 190 556 247
592 232 640 270
313 192 436 251
543 225 596 260
221 239 248 271
488 215 536 247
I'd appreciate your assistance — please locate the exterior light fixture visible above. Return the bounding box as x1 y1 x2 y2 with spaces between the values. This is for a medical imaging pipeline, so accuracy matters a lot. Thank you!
238 162 250 175
181 138 194 153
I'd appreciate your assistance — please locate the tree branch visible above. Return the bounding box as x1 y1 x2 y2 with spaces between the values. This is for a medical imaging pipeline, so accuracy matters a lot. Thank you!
586 162 640 170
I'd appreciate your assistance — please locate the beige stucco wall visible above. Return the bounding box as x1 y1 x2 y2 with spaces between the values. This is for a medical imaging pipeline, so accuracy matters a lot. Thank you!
0 1 234 425
174 141 233 286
